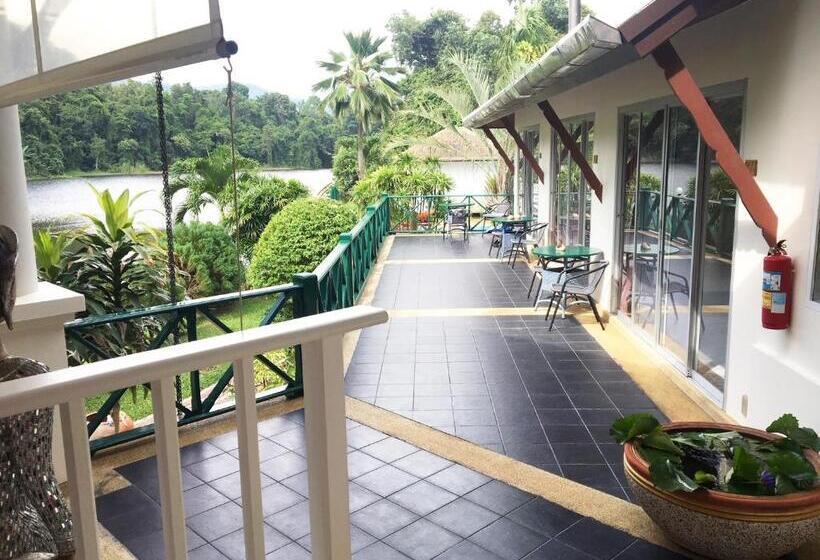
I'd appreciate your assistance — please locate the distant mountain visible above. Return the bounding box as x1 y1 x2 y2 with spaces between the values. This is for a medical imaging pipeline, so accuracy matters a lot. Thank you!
195 82 270 98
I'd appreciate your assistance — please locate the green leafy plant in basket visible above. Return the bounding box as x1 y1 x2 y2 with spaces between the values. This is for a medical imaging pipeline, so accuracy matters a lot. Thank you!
611 413 819 496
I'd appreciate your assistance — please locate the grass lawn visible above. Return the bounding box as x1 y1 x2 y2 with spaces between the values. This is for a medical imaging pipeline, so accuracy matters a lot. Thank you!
84 295 293 425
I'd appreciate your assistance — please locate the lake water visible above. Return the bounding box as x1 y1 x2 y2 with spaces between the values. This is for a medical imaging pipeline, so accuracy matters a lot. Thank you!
27 168 333 231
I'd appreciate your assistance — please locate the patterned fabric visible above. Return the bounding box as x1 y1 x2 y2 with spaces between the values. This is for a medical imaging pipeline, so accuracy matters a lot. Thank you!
0 357 74 559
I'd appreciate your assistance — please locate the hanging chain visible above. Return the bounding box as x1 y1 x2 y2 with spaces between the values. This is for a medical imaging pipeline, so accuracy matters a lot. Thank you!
155 71 183 406
224 58 245 332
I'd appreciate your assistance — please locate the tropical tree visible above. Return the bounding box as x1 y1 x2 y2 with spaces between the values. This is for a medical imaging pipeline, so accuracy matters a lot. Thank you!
314 30 404 180
169 145 258 222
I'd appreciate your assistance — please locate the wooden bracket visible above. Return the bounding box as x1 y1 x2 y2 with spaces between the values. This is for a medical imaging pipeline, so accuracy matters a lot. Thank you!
538 100 603 202
501 116 545 183
652 41 777 246
482 127 515 174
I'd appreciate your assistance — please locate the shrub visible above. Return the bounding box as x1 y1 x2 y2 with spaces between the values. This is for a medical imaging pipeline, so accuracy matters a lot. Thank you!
248 199 358 288
222 175 310 257
174 222 241 298
351 154 452 207
331 135 386 199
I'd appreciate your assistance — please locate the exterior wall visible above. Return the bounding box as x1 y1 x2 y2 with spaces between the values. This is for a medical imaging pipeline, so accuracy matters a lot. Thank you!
440 160 499 197
511 0 820 428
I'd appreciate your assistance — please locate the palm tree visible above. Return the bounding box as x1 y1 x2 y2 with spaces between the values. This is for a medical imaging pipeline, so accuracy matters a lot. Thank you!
169 145 257 223
314 30 404 180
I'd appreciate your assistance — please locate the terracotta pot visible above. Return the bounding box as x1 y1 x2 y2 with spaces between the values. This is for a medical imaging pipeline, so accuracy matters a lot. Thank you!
624 422 820 560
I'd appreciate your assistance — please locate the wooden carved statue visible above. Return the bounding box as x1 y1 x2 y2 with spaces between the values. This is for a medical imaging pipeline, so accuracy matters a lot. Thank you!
0 225 74 559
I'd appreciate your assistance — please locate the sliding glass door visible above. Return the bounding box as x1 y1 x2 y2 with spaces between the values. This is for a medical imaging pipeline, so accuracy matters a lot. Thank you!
551 117 594 246
616 93 743 401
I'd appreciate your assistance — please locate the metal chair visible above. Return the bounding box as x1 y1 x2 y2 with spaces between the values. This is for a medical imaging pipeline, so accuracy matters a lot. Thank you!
544 261 610 331
445 207 468 240
482 201 511 234
507 222 548 268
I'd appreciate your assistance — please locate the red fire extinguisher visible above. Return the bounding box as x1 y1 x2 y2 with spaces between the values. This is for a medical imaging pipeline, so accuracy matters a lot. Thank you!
762 240 793 330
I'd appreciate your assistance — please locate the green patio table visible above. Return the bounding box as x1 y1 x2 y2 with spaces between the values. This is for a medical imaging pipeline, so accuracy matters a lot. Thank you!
491 216 533 257
533 245 603 318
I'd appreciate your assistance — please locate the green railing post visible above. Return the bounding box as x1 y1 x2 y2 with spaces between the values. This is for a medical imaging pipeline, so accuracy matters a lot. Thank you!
382 193 391 233
185 308 202 415
338 233 354 308
292 273 320 395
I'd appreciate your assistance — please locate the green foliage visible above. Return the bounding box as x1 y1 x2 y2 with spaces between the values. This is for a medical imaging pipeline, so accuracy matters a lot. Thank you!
248 199 358 288
387 10 468 68
34 229 81 285
351 156 452 207
332 135 386 197
170 145 258 222
222 175 310 257
19 82 346 178
314 30 404 180
173 222 241 298
611 413 819 496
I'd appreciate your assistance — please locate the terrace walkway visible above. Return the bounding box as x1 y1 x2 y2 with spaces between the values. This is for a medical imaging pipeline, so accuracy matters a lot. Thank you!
92 234 702 560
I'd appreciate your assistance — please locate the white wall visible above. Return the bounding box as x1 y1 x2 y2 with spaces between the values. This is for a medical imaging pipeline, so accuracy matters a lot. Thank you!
511 0 820 428
441 160 499 197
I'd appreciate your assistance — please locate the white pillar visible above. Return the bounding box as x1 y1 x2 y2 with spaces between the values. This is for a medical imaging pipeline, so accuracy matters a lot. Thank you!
0 104 38 297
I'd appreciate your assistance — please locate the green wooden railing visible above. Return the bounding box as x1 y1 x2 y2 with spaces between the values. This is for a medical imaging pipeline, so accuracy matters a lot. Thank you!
66 196 391 452
387 193 510 234
636 191 735 257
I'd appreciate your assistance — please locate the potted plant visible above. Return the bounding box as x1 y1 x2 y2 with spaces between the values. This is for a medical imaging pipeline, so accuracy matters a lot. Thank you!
612 413 820 560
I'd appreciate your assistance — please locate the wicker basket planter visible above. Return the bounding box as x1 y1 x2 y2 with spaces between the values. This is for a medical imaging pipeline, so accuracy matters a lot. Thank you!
624 422 820 560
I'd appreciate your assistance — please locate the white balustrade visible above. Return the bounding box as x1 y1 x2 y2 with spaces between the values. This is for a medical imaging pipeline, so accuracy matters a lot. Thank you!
0 305 388 560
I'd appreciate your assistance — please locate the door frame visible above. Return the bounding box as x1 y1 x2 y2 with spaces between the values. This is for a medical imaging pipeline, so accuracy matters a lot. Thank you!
612 80 747 405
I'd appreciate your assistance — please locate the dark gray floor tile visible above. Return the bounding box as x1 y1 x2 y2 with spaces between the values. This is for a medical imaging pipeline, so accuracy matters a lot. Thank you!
349 482 382 512
613 540 690 559
256 482 305 516
506 497 582 537
347 425 389 448
551 443 606 465
189 545 230 559
427 464 490 495
464 480 533 515
384 518 462 560
259 452 308 481
393 449 453 478
544 424 594 444
354 542 412 560
524 540 597 559
354 464 419 497
228 439 289 462
297 525 376 553
554 518 635 559
427 498 500 537
361 437 418 462
257 416 301 438
185 453 241 483
265 542 311 560
187 501 245 541
436 540 504 560
347 449 386 478
266 500 311 539
350 499 419 539
183 484 230 518
469 517 548 560
280 471 310 497
211 524 290 560
389 480 458 515
180 441 225 467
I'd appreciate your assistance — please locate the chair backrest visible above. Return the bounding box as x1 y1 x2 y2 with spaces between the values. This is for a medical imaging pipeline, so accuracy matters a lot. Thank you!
564 261 609 294
491 202 511 215
526 222 549 244
450 208 468 226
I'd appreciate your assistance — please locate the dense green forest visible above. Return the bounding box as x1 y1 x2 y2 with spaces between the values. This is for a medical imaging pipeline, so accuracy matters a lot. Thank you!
20 81 352 177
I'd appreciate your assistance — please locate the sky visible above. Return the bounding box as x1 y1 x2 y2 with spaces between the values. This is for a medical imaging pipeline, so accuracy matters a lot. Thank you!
150 0 649 99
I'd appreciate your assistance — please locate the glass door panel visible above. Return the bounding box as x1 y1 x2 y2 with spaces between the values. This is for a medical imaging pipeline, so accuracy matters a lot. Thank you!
633 110 665 338
552 119 593 246
660 107 699 363
618 114 640 318
693 96 743 396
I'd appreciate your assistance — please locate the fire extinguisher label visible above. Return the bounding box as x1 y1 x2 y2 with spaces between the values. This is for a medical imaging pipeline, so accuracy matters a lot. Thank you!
771 292 787 314
762 291 772 310
763 271 782 291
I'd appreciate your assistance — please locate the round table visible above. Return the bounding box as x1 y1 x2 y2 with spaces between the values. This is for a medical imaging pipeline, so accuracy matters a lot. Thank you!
491 216 533 257
532 245 603 318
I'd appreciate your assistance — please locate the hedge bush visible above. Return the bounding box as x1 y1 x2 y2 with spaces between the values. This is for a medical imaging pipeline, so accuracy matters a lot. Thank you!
222 175 310 257
247 198 358 288
351 155 452 207
174 222 241 297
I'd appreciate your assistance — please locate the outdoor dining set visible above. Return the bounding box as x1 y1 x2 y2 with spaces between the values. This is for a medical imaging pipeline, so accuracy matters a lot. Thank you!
443 200 609 330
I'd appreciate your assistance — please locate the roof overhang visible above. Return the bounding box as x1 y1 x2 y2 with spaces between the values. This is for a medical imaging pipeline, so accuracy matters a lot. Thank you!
463 16 639 129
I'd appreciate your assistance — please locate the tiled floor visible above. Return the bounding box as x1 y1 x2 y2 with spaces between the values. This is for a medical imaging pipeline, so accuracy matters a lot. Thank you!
99 410 685 560
349 235 668 500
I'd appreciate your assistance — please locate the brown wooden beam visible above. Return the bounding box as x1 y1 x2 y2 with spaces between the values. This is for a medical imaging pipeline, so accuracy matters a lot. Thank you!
652 41 777 246
538 100 603 202
482 127 515 174
501 116 545 183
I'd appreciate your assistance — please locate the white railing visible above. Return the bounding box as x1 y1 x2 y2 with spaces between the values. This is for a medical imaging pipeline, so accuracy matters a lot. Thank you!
0 305 388 560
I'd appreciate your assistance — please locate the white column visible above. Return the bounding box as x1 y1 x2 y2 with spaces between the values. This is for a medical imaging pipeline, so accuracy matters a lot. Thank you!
0 105 37 297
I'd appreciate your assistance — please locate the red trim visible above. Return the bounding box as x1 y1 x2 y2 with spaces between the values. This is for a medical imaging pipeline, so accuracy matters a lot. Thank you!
482 127 515 174
652 42 777 246
538 100 603 202
501 116 545 183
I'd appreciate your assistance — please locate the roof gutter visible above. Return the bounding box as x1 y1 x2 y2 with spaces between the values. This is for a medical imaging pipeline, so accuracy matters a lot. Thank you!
463 16 634 129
